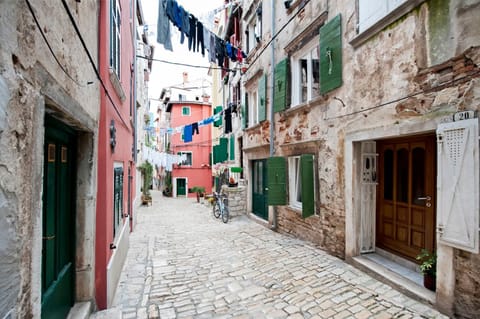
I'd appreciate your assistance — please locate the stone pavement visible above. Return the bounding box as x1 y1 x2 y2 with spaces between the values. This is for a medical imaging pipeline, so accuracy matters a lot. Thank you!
108 190 447 319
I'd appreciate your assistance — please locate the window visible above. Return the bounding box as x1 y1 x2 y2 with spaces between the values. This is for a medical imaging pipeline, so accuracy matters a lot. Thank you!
358 0 407 33
289 156 303 209
182 106 191 116
110 0 121 77
250 90 258 125
246 3 262 53
178 151 192 166
113 164 124 237
288 154 315 217
291 40 320 105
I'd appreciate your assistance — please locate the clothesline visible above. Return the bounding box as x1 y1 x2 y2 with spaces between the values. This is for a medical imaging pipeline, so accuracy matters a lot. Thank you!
154 103 236 143
157 0 246 69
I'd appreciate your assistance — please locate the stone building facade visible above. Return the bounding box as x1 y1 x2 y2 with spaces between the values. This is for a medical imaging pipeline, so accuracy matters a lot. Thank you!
238 0 480 317
0 0 99 318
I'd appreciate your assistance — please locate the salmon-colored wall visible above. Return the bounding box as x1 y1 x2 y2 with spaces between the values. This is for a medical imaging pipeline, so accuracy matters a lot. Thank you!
170 102 213 196
96 0 135 309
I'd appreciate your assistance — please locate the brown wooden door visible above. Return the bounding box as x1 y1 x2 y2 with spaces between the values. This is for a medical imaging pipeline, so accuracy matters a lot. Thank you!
376 135 436 261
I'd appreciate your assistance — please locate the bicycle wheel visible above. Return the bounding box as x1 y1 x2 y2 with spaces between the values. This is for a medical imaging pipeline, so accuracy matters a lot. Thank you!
213 201 221 218
221 205 229 223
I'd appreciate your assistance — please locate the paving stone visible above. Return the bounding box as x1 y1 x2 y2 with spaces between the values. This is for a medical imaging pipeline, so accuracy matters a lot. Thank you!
107 193 447 319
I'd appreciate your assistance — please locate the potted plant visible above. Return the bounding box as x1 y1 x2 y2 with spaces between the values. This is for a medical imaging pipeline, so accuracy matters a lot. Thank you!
139 161 153 205
416 249 437 291
191 186 205 203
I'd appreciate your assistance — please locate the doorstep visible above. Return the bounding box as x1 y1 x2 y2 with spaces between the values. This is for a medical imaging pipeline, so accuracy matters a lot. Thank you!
351 254 436 305
67 302 93 319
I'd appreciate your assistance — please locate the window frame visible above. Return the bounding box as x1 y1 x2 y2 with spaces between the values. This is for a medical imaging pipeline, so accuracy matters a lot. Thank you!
288 156 303 210
178 151 193 166
109 0 121 78
182 106 191 116
290 38 320 106
249 89 259 126
351 0 425 47
288 154 317 214
246 3 263 53
113 163 124 238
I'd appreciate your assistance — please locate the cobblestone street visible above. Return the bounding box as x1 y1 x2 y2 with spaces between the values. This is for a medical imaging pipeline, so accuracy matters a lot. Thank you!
109 191 446 319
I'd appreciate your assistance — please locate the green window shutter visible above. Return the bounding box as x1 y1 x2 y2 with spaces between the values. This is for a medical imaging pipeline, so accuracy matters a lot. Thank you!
301 154 315 218
267 157 287 205
229 135 235 160
218 137 228 162
273 59 289 112
213 145 218 164
258 74 267 122
320 14 342 94
214 106 223 127
243 93 249 129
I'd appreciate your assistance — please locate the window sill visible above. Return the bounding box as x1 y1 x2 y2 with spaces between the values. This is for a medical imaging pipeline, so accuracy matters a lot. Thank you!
285 101 311 115
109 68 126 102
244 122 263 132
350 0 425 48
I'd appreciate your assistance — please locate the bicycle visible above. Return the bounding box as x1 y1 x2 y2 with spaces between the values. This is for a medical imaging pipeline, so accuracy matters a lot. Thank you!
212 191 229 223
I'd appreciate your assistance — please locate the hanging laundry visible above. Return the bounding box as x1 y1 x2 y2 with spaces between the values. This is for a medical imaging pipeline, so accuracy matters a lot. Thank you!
226 41 233 58
231 47 238 62
196 21 205 56
215 37 225 68
179 5 190 44
209 33 216 63
236 48 243 63
156 0 173 51
183 124 193 142
188 14 197 52
173 1 181 29
192 122 199 135
203 28 210 53
224 107 232 134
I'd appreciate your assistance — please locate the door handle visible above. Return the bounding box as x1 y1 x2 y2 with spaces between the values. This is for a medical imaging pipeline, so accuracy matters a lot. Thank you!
265 187 269 191
417 196 431 201
43 235 55 240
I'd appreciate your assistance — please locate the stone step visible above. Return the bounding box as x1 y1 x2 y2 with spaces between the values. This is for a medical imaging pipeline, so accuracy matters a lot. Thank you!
89 308 122 319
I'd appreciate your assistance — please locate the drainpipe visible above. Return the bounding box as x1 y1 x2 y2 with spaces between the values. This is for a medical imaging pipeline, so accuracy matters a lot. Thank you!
270 0 277 230
131 0 138 224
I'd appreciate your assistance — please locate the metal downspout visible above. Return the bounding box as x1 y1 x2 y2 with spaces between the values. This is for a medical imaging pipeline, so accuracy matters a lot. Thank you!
131 0 138 224
270 0 277 230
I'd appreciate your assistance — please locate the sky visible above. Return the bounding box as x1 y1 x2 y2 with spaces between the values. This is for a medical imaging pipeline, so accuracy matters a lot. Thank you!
141 0 223 105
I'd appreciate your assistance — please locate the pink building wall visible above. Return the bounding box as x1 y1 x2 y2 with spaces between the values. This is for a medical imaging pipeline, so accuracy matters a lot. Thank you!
96 0 135 309
169 101 213 197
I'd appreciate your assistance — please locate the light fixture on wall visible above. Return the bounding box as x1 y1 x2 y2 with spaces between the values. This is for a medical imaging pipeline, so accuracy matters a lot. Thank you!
284 0 293 9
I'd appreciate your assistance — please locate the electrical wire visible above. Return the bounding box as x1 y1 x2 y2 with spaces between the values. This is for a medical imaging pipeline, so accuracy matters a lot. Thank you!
136 55 235 72
247 0 312 69
25 0 85 87
61 0 129 129
325 69 480 120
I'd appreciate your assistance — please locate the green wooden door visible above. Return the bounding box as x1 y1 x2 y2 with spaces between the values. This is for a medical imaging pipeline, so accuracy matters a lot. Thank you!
177 178 186 196
252 160 268 220
42 117 76 319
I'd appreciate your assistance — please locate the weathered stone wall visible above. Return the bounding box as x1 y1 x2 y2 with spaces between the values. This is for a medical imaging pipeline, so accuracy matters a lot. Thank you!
0 0 99 317
454 250 480 318
242 2 480 314
222 185 247 218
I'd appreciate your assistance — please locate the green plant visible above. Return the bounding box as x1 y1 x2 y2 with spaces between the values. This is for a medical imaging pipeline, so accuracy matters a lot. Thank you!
191 186 205 195
139 161 153 197
416 249 437 276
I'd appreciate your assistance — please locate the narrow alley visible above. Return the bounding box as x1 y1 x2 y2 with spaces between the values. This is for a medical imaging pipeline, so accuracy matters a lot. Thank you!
101 191 447 319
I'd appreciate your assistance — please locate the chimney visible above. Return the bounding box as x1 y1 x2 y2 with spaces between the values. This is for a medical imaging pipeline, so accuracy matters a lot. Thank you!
182 72 188 84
